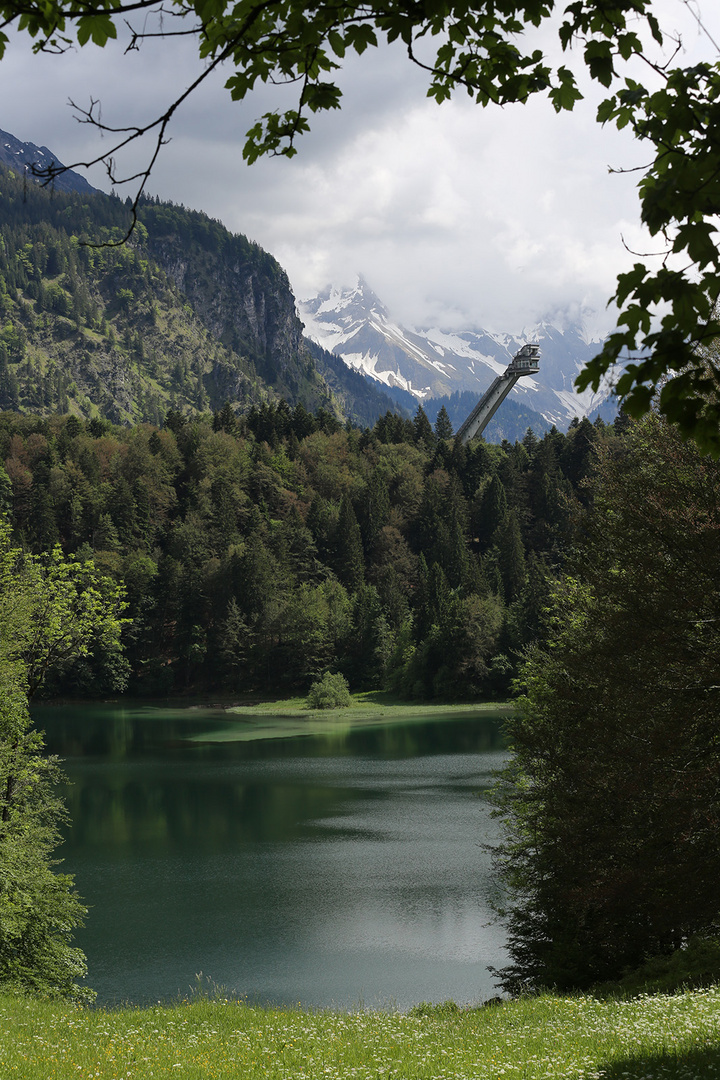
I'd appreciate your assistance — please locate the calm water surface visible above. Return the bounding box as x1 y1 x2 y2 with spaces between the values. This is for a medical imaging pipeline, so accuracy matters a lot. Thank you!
36 704 509 1010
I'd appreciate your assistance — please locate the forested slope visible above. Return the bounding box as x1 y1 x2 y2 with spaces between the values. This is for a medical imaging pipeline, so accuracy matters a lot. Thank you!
0 165 399 427
0 404 616 700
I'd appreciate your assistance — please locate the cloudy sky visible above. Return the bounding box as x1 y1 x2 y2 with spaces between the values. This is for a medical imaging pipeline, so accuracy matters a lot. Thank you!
1 0 718 336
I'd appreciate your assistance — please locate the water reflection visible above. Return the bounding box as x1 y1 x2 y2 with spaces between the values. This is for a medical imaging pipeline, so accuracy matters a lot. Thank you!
35 703 509 1010
36 703 506 760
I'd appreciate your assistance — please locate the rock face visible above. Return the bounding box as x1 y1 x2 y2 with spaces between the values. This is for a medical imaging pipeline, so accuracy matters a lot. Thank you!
136 205 401 423
299 277 615 429
0 128 100 195
0 149 401 427
140 205 311 399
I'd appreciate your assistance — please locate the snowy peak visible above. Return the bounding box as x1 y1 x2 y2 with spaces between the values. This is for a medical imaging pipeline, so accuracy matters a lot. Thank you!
300 277 471 399
0 128 100 195
306 275 389 324
298 279 613 428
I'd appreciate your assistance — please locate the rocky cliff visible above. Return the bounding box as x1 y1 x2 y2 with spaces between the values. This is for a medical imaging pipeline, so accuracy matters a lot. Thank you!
0 163 398 427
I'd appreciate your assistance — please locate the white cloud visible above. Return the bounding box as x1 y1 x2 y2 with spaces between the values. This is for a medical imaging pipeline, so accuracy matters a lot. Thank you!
1 0 718 335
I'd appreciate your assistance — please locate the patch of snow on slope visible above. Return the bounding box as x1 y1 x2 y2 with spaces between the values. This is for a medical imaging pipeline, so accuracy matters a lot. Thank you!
341 353 418 395
297 309 353 352
315 285 360 315
369 320 426 359
369 321 458 376
423 329 508 375
554 387 603 419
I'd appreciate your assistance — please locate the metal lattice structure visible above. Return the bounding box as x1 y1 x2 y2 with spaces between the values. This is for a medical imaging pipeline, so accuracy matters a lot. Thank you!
456 344 541 444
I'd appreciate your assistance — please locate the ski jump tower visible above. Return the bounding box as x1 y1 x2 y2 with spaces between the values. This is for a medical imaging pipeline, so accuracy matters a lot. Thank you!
456 343 541 444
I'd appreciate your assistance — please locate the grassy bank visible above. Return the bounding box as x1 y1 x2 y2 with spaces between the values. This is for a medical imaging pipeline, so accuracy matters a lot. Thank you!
3 988 720 1079
187 692 512 743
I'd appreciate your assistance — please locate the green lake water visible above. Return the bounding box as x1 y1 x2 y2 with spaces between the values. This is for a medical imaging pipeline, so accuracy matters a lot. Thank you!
35 703 509 1010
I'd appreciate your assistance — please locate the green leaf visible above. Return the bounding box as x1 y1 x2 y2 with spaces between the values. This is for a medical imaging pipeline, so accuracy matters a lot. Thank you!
614 263 648 307
76 13 117 48
344 24 378 56
549 67 582 112
622 384 654 417
673 222 719 270
617 32 642 61
596 95 618 124
327 30 346 58
584 40 614 88
304 82 342 113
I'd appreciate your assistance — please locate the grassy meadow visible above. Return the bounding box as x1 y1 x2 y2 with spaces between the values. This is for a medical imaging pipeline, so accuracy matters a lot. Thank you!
188 692 512 743
3 988 720 1080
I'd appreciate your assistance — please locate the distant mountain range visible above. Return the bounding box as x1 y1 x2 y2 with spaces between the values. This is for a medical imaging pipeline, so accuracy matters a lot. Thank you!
0 124 616 440
299 278 616 430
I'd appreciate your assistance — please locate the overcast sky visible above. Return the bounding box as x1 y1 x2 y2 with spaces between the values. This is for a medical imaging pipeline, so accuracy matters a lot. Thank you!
1 1 718 336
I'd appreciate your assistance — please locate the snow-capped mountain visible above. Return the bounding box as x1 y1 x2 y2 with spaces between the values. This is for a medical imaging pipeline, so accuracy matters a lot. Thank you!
0 128 100 195
299 277 613 429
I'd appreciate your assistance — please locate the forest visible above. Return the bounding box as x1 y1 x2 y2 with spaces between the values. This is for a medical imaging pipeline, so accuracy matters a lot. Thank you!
2 376 720 1003
0 403 610 703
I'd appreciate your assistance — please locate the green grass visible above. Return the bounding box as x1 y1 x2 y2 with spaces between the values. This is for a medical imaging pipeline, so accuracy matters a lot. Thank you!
3 988 720 1079
187 692 512 743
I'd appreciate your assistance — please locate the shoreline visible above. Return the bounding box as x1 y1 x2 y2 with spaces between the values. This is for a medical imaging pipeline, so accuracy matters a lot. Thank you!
30 693 513 743
194 691 511 743
190 693 513 743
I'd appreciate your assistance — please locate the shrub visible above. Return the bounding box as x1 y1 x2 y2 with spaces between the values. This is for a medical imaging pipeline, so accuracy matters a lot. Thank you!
306 671 351 709
596 937 720 998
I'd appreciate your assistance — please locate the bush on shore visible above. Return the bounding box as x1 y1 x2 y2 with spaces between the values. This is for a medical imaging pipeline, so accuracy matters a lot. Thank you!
306 672 352 709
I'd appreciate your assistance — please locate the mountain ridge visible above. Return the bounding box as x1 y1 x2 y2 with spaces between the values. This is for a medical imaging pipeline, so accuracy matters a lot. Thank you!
0 128 101 196
299 277 615 430
0 124 609 439
0 152 402 429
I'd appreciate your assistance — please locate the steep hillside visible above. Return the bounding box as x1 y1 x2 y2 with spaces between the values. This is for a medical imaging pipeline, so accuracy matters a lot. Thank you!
0 164 398 427
136 199 402 427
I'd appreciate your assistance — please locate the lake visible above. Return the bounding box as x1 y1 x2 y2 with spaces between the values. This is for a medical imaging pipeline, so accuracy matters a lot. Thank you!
35 703 510 1010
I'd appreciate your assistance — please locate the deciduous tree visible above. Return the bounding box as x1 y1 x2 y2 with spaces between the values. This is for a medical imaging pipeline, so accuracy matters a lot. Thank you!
0 517 127 1000
0 673 90 1000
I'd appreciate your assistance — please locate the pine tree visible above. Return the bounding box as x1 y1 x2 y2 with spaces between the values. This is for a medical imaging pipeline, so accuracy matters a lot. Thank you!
474 473 508 550
495 416 720 993
28 487 59 552
213 401 238 434
218 598 253 686
434 404 454 440
359 469 390 552
496 510 526 604
413 404 435 449
332 494 365 592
